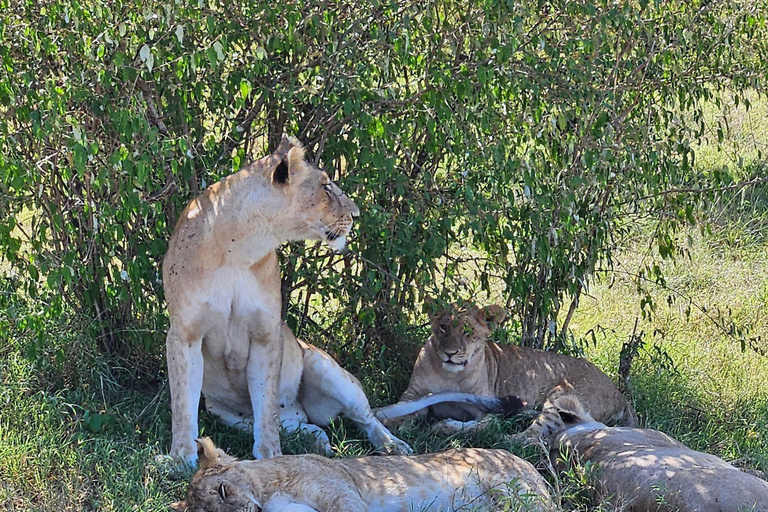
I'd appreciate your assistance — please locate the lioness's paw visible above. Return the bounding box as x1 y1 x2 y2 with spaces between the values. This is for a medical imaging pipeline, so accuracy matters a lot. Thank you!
312 437 333 456
378 437 413 455
170 443 199 466
252 442 282 460
508 430 541 447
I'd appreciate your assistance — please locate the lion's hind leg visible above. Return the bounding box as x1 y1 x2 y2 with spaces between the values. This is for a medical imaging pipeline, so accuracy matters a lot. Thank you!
518 379 577 442
431 416 495 436
300 347 412 455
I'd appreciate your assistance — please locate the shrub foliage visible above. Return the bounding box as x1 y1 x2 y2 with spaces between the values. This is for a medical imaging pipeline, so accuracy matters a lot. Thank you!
1 0 766 358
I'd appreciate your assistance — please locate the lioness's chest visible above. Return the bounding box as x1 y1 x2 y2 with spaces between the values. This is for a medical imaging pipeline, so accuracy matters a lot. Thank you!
203 266 280 320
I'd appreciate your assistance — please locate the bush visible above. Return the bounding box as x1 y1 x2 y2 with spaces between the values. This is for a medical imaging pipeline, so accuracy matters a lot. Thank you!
1 0 766 361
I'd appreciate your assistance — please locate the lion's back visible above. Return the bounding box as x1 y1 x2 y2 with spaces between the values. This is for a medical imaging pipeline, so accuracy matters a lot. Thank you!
494 343 634 424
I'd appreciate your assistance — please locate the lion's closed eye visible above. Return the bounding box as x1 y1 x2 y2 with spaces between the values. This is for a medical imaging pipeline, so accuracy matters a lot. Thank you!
217 483 227 500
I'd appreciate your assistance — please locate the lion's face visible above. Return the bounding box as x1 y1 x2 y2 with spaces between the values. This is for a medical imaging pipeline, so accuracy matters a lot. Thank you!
431 304 506 373
290 165 359 251
271 138 359 251
172 438 262 512
173 471 262 512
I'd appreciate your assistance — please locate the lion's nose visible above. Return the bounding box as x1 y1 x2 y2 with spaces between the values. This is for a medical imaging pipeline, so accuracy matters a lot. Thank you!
342 194 360 218
444 349 460 357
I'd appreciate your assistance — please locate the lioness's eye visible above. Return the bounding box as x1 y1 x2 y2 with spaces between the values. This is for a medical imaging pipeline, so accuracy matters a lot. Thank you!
323 183 333 193
217 483 227 500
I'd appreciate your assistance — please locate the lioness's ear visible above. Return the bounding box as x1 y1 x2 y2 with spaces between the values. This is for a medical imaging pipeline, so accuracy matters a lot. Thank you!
423 296 440 318
558 410 580 424
477 305 506 328
170 500 188 511
276 133 301 154
272 158 290 186
272 138 306 186
195 437 220 470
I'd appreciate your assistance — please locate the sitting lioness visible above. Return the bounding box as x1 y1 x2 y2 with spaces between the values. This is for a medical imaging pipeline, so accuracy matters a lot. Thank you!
171 437 555 512
205 322 412 456
164 135 361 463
540 395 768 511
395 303 637 438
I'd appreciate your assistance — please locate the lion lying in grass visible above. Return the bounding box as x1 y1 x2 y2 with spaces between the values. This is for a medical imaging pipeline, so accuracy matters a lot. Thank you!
171 437 555 512
393 303 636 439
541 395 768 511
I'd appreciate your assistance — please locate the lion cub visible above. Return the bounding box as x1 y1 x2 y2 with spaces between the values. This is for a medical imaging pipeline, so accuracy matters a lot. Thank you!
172 437 555 512
395 303 637 439
540 395 768 511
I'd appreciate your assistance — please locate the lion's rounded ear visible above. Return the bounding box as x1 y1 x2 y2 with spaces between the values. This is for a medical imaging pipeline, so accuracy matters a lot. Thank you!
423 296 439 317
170 500 188 511
195 437 220 470
276 133 300 154
477 305 506 328
271 138 307 186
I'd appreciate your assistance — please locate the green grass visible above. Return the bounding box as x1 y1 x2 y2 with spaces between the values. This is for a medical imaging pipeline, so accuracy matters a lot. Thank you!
2 172 768 511
694 90 768 178
2 226 766 511
570 227 768 476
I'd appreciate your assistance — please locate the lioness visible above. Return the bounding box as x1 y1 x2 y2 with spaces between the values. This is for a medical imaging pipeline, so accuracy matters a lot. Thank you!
164 136 360 463
171 437 555 512
395 303 637 438
206 322 412 456
540 395 768 511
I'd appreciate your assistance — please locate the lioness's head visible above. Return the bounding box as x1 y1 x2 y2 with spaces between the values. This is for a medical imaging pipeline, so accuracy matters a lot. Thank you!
171 438 261 512
431 303 506 372
270 135 359 251
536 395 601 443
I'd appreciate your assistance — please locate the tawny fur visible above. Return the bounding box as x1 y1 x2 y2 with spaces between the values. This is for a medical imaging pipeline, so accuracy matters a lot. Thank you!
171 437 555 512
541 396 768 512
164 136 359 463
204 323 412 456
393 303 637 438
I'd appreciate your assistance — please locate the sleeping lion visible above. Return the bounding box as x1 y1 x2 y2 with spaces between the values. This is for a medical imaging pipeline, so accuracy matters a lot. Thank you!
394 302 637 439
540 395 768 511
171 437 555 512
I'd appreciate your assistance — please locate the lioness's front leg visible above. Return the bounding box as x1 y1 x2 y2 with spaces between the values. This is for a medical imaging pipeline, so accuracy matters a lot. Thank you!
247 320 285 459
167 324 204 465
263 494 322 512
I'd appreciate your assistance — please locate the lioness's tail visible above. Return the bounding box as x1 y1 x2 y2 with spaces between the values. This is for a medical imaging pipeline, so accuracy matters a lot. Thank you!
373 393 525 421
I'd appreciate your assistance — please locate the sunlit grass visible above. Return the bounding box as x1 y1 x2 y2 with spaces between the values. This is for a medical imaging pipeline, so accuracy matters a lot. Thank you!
571 228 768 473
694 90 768 177
4 221 766 510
